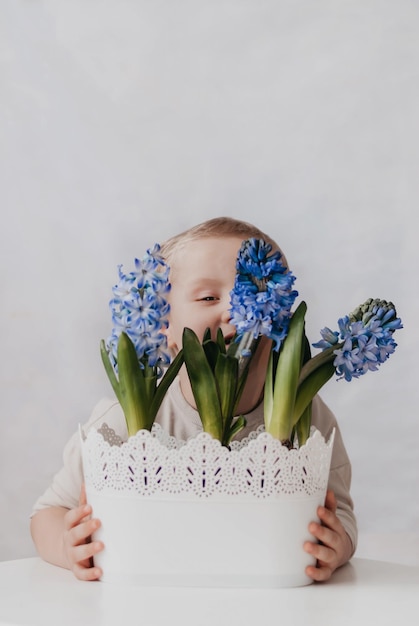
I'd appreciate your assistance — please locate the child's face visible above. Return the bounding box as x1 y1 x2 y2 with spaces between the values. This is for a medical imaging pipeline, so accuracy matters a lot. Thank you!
166 236 240 350
166 236 271 413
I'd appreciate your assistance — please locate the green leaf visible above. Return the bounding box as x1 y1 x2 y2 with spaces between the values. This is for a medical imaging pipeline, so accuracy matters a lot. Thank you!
298 344 339 386
267 301 307 442
149 349 184 418
144 374 158 425
203 328 212 342
215 328 227 354
301 333 312 367
203 340 220 372
295 402 312 447
225 415 246 446
292 360 335 427
289 343 340 435
214 353 238 442
228 334 261 411
182 328 223 441
117 332 149 436
100 339 122 405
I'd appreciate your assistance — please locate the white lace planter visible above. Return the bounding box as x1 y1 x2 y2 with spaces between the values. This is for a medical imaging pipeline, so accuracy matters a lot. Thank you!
81 424 335 588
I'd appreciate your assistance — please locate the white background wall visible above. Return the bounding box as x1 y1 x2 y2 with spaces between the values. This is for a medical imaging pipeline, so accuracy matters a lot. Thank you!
1 0 418 562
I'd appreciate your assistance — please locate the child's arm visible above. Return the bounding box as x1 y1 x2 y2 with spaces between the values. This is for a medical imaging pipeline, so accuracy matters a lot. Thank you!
303 489 354 582
30 485 104 581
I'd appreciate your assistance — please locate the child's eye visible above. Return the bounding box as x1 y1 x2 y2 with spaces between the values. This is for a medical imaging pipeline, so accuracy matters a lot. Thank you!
199 296 218 302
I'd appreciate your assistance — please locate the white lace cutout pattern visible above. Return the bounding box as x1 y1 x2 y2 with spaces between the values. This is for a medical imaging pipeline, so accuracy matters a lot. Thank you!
81 423 334 499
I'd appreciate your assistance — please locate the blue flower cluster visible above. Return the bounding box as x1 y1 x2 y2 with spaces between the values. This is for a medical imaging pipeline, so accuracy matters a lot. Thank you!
107 244 171 373
313 299 403 381
229 238 298 351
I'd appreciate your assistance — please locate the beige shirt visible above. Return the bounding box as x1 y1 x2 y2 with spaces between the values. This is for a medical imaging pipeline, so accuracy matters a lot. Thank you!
31 380 357 553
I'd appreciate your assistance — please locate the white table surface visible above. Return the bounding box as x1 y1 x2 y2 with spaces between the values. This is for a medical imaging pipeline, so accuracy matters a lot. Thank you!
0 557 418 626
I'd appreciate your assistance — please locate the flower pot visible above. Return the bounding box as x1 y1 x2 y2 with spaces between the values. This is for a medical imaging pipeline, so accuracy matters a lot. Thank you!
81 424 334 588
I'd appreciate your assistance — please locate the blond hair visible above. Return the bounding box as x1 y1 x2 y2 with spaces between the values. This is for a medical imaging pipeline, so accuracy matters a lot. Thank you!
159 216 286 268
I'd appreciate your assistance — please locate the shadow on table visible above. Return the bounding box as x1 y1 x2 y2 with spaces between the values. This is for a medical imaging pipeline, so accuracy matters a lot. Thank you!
326 557 419 588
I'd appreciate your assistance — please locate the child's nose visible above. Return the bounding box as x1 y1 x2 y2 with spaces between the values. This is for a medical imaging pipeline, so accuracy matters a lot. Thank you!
221 309 235 324
220 308 231 325
219 308 236 342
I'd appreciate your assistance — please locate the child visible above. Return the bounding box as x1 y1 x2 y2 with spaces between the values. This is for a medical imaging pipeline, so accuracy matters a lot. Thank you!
30 216 357 582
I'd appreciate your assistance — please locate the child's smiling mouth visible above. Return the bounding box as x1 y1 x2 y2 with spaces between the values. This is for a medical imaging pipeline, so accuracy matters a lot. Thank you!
223 333 235 346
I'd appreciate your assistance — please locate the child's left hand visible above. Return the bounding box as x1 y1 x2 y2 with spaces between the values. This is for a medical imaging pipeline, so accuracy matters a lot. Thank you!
304 489 353 582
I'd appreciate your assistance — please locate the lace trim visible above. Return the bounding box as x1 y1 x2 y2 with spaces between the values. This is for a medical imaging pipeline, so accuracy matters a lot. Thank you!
81 423 334 499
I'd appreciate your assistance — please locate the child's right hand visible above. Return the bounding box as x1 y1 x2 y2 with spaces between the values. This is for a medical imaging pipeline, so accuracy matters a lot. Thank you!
62 484 104 581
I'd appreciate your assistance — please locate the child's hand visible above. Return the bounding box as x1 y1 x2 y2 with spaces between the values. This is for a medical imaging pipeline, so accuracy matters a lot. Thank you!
304 489 353 582
62 484 104 581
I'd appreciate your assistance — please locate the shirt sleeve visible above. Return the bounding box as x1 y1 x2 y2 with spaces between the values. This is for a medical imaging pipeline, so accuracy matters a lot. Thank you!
311 395 358 555
30 397 123 516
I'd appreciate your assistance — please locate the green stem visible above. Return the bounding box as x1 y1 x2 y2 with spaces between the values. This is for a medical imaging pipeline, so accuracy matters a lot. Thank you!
298 343 342 385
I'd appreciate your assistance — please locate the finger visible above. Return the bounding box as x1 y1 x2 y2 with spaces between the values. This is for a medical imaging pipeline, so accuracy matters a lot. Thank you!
308 520 341 550
324 489 337 513
316 506 342 533
78 486 93 524
305 539 335 564
79 483 87 507
65 504 92 531
72 561 103 582
68 518 101 547
305 563 333 582
70 540 104 566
